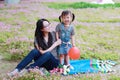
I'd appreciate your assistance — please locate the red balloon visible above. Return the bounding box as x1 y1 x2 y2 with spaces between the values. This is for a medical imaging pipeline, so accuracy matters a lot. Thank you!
68 47 80 60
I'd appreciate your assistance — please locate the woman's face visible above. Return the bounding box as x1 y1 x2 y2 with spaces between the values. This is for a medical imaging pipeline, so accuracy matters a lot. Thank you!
41 21 51 32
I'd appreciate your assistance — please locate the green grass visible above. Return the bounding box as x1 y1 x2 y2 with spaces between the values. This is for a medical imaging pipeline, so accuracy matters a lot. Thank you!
75 24 120 60
0 1 120 80
0 0 120 61
7 72 120 80
43 2 120 9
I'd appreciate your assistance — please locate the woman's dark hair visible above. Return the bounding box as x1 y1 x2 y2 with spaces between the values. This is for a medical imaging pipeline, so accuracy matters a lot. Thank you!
59 10 75 22
34 19 53 50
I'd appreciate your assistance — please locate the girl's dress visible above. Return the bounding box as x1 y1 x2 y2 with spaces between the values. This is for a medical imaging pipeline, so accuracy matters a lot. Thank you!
56 23 74 54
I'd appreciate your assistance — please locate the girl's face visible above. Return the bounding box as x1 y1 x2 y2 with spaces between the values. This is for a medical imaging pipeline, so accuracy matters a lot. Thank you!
61 14 72 25
41 21 51 32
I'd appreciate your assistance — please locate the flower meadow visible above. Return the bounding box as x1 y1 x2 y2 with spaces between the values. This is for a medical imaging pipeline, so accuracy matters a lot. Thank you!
0 0 120 80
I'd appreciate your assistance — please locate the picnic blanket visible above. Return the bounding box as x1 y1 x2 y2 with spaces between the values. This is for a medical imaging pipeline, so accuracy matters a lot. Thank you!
69 59 116 74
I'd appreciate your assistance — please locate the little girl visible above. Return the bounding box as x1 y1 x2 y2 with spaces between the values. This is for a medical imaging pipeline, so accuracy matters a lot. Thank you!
56 10 75 67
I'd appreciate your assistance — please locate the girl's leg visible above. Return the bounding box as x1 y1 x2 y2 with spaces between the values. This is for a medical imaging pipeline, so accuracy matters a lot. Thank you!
16 49 41 71
64 54 74 69
64 44 72 65
59 54 64 65
27 52 59 70
64 54 69 65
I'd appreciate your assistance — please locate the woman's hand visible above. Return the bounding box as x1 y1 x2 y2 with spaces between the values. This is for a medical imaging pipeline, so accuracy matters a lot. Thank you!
39 49 45 54
38 39 61 54
55 39 61 46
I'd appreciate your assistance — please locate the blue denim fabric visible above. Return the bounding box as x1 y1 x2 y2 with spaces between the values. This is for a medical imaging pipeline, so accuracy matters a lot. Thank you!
58 24 72 54
16 49 59 71
58 43 72 54
60 24 72 42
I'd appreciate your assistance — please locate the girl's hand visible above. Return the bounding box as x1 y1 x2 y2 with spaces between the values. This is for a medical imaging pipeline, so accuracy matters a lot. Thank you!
72 44 76 47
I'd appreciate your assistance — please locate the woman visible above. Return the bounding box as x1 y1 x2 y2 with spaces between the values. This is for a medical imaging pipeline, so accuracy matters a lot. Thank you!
8 19 61 77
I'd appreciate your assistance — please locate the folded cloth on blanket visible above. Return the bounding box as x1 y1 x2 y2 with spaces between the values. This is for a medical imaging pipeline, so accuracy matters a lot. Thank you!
69 59 117 75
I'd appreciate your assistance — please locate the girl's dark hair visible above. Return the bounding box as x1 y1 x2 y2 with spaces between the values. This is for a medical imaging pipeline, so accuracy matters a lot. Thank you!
34 19 53 50
59 10 75 22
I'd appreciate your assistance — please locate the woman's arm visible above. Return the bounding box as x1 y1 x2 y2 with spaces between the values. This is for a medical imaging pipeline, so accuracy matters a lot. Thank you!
35 43 40 50
34 43 43 52
40 39 61 54
34 37 42 52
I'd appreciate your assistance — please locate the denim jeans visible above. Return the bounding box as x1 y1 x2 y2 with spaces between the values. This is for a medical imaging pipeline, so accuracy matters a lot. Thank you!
16 49 59 71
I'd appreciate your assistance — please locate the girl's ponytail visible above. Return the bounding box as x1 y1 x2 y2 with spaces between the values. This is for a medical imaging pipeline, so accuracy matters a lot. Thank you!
72 13 75 22
59 16 61 22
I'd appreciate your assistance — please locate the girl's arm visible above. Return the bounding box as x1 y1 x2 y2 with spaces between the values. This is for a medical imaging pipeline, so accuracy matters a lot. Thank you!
56 32 59 40
55 24 60 40
71 35 75 47
40 39 61 54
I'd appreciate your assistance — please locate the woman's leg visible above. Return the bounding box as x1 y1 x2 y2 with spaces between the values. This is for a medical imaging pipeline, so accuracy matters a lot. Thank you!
28 52 59 70
42 57 59 71
16 49 41 71
7 49 41 77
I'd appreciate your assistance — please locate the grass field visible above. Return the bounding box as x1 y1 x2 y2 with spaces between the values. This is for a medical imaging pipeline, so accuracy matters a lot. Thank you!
0 0 120 80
